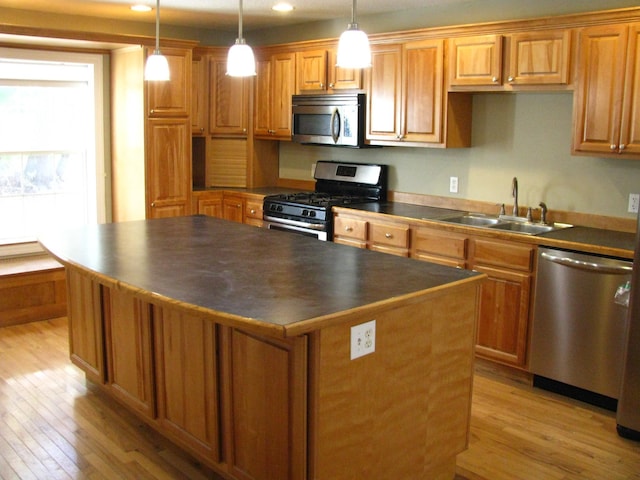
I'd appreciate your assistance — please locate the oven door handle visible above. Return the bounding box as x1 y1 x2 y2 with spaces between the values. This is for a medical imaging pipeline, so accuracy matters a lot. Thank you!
263 215 327 231
330 108 340 144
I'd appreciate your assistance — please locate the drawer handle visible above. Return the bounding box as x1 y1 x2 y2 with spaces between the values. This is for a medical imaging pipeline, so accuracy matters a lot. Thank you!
345 226 353 232
385 232 393 238
250 209 256 214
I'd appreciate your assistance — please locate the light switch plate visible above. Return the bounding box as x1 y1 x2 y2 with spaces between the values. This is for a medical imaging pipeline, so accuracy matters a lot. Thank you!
351 320 376 360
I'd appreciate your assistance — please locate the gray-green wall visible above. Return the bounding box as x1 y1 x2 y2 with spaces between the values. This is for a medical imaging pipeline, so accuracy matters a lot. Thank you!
280 93 640 219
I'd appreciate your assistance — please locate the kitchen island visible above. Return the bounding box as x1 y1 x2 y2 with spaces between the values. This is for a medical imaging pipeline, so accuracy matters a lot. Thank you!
39 215 485 480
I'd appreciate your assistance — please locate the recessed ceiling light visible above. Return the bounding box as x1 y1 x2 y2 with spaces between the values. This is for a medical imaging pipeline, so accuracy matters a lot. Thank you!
131 4 152 12
272 2 294 12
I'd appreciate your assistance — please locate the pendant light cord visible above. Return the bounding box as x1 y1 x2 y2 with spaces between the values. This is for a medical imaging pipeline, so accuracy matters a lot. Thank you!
155 0 160 52
238 0 244 41
351 0 357 25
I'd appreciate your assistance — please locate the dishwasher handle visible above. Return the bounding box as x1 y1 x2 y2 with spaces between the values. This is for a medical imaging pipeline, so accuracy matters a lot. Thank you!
540 251 632 275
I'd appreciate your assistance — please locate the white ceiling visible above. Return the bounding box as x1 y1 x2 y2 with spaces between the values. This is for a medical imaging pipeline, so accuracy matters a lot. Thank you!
0 0 465 32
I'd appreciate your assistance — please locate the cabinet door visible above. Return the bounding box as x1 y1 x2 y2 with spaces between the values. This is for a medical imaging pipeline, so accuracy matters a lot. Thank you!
573 24 628 155
473 265 531 367
219 327 307 480
271 52 296 138
209 56 249 136
297 49 328 92
153 307 220 462
244 197 264 227
366 43 402 141
146 117 192 218
448 34 503 86
333 214 368 249
66 269 104 384
469 238 534 368
402 39 444 143
146 46 191 117
253 57 273 137
197 192 224 218
223 195 245 223
328 49 363 90
103 287 154 418
411 226 466 268
619 24 640 156
191 55 207 135
506 30 571 85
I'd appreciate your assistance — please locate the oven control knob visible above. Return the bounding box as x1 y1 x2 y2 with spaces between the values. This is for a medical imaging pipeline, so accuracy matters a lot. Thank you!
302 209 308 216
309 211 316 218
277 205 283 212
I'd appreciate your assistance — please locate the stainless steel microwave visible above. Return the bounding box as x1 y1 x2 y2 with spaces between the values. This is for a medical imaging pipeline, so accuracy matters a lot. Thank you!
291 93 368 147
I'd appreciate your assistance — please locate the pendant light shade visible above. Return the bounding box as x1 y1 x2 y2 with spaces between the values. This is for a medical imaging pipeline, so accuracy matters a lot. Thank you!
336 0 371 69
227 0 256 76
144 0 170 81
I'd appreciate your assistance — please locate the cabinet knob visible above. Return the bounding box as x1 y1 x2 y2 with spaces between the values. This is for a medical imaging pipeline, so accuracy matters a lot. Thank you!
150 109 155 114
620 144 626 151
508 76 514 82
329 83 335 88
491 76 499 83
385 232 393 239
250 209 256 214
345 226 353 232
151 202 156 207
610 144 617 151
319 83 324 88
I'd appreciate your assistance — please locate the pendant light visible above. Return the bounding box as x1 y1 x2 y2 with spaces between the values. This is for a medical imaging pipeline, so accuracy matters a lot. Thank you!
227 0 256 77
144 0 170 81
336 0 371 69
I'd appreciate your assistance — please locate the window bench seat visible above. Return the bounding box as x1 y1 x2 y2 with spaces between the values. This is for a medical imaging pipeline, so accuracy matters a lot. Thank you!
0 255 67 327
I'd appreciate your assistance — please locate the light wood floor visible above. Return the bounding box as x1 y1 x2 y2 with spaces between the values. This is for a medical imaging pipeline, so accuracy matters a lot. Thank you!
1 318 639 480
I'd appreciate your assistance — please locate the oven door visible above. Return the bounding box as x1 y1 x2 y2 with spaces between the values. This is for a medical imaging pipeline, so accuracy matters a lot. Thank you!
263 216 329 241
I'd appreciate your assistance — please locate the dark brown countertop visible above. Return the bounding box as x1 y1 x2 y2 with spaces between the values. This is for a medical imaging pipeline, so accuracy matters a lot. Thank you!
39 216 481 336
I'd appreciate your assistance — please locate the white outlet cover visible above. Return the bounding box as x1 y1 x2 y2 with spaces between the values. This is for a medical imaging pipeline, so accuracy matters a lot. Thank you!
629 193 639 213
350 320 376 360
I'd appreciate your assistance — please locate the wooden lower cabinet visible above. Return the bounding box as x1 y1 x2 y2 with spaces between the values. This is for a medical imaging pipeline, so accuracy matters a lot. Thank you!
194 190 223 218
333 214 368 248
153 307 221 463
220 327 307 480
66 269 104 384
469 238 534 368
412 225 467 268
103 288 154 418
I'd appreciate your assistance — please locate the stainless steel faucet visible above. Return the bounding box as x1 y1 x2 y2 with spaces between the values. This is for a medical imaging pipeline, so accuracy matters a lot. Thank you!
511 177 518 216
539 201 548 225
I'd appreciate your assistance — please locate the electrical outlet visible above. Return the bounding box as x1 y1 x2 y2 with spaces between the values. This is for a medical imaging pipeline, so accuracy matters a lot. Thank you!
629 193 640 213
350 320 376 360
449 176 459 193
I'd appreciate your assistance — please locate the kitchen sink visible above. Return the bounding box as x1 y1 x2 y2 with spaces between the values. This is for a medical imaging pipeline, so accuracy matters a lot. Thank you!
432 212 573 236
438 214 504 227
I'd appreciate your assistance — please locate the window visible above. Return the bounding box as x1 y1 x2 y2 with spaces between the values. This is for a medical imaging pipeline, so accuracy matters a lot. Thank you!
0 48 107 256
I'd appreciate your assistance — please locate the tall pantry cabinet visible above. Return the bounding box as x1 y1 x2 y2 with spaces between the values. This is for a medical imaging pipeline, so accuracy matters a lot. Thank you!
111 44 193 221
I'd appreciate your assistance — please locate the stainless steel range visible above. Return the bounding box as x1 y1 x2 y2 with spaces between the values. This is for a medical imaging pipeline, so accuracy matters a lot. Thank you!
263 161 388 241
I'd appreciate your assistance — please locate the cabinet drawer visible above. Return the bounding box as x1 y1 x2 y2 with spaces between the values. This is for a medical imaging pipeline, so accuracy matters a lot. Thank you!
412 228 466 260
369 222 409 249
245 200 263 220
334 216 367 241
471 238 533 272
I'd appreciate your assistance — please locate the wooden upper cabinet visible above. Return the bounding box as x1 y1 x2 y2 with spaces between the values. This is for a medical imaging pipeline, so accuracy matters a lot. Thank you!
146 117 192 218
367 39 469 147
191 55 207 135
505 30 571 85
254 51 296 139
209 55 249 136
296 48 363 92
573 25 626 155
146 46 191 117
572 24 640 157
402 39 444 143
366 43 403 141
297 49 328 91
449 34 503 86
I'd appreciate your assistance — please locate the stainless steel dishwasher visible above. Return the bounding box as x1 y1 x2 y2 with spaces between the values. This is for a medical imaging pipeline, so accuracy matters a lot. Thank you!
530 247 632 407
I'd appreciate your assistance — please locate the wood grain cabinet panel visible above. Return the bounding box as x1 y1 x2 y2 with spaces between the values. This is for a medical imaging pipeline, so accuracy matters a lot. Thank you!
369 221 410 257
153 307 220 463
220 327 307 480
449 34 503 86
103 288 154 418
208 56 249 136
506 30 571 85
412 227 467 268
469 238 534 367
66 268 104 384
146 46 191 117
333 214 368 249
254 52 296 139
573 23 640 158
